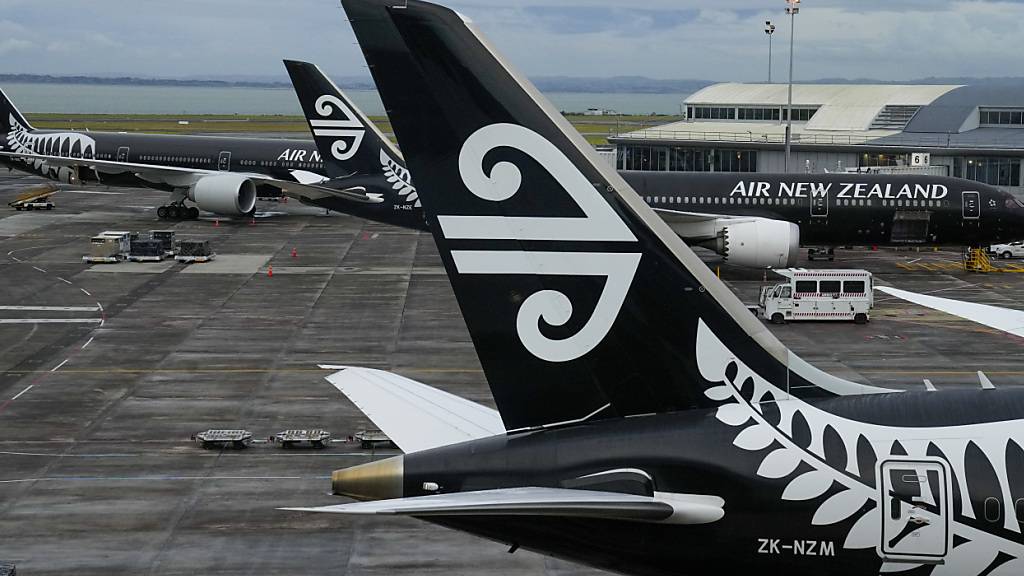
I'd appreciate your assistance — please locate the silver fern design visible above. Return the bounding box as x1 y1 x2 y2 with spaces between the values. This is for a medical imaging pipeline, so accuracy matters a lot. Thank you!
697 319 1024 575
3 114 95 181
380 149 419 208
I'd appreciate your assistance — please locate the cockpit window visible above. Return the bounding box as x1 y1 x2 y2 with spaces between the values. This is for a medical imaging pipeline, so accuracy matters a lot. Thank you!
1009 198 1024 209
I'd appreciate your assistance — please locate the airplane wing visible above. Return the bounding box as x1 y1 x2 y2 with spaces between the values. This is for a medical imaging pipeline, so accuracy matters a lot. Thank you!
320 365 506 453
876 286 1024 338
0 151 380 205
282 487 724 525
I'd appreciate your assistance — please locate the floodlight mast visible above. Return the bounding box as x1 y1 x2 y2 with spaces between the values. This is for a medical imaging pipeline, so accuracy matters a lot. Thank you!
765 21 775 84
784 0 800 173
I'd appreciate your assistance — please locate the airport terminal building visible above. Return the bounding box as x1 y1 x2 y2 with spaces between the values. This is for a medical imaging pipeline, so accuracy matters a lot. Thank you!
610 84 1024 196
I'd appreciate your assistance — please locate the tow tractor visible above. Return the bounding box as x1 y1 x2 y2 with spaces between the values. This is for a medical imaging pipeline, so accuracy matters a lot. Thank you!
8 183 58 211
759 269 873 325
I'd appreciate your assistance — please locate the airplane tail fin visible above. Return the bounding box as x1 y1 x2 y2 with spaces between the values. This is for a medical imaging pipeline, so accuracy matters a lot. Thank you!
283 60 411 184
341 0 893 432
0 87 33 137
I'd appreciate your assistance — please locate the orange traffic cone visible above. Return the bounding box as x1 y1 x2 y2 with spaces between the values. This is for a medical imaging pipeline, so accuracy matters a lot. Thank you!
291 248 297 258
250 217 256 226
267 265 273 278
214 219 220 228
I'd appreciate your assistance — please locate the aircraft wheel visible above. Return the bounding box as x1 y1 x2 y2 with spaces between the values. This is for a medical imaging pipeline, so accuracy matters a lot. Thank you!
771 313 786 325
854 313 868 325
187 207 200 220
166 205 180 220
157 206 168 219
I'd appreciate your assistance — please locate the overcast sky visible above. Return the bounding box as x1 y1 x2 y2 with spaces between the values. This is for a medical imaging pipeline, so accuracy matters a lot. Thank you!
1 0 1021 81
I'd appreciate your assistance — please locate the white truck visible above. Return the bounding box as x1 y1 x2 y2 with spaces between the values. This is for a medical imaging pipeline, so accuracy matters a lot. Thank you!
989 241 1024 259
759 269 873 325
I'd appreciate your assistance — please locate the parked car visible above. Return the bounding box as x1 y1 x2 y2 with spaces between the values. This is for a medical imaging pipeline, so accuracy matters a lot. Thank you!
989 241 1024 259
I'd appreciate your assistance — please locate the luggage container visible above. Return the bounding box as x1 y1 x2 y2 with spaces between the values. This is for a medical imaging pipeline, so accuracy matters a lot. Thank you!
128 239 165 262
83 235 123 263
758 269 873 325
151 230 177 256
175 239 215 263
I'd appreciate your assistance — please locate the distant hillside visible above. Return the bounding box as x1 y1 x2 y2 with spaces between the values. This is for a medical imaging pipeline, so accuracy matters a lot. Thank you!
4 73 1024 94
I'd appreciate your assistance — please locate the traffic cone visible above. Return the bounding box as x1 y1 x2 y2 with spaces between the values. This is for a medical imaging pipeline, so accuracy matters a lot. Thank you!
291 248 297 258
267 265 273 278
250 217 256 226
214 219 220 228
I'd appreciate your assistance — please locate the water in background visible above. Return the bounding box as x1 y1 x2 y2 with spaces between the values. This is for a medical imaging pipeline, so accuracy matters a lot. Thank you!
4 83 688 116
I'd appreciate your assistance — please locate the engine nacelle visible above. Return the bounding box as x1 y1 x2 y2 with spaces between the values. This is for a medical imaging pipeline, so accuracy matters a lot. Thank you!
187 174 257 215
699 218 800 268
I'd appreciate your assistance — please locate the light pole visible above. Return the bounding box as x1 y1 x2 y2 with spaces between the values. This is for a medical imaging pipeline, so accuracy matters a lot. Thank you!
784 0 799 173
765 21 775 84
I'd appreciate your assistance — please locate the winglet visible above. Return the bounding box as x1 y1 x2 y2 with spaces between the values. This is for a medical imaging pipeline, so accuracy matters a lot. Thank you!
979 371 996 390
923 379 937 392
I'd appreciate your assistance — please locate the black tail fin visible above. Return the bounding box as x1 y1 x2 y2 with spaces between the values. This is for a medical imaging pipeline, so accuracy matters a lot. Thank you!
283 59 408 183
341 0 891 432
0 87 33 135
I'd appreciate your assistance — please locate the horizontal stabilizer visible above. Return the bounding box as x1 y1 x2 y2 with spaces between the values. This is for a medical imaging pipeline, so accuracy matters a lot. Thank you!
282 487 724 525
320 366 505 453
876 286 1024 338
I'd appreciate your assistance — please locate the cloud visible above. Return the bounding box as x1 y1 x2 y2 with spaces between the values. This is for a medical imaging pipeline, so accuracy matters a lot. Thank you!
2 1 1024 82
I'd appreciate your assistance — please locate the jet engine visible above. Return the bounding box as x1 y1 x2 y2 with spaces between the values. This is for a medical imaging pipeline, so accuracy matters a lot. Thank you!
698 218 800 268
187 174 257 215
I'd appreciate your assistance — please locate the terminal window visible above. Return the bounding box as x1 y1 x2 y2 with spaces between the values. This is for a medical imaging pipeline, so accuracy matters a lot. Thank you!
963 157 1022 187
689 106 737 120
782 108 819 122
980 109 1024 126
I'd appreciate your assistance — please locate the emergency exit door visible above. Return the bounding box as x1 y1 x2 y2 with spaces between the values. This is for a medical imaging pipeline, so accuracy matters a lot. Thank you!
962 191 980 220
218 151 232 172
810 192 829 217
880 459 949 563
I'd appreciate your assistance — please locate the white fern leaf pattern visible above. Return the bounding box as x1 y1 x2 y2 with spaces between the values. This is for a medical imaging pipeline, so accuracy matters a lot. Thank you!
379 149 419 208
695 318 1024 572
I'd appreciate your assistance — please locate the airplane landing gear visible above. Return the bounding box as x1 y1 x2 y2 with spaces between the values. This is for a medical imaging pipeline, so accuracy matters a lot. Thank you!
157 204 199 221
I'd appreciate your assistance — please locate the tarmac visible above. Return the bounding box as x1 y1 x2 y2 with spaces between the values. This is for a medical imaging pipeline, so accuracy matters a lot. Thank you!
2 172 1024 575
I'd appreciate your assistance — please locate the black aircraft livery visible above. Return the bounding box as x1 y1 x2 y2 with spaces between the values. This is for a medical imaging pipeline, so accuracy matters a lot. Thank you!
283 62 1024 268
286 2 1024 576
0 85 382 220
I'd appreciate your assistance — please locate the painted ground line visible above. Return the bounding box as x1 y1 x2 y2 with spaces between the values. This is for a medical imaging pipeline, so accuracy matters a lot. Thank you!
11 385 33 401
58 277 73 285
80 288 91 296
32 266 47 273
81 337 94 350
50 359 69 372
0 306 100 312
0 319 103 324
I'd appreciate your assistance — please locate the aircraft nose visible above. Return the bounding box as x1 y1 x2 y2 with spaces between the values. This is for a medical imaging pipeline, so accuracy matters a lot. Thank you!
332 455 405 501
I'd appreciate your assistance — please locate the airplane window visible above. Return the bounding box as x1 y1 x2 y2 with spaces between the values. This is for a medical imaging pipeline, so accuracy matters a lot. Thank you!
985 498 1001 523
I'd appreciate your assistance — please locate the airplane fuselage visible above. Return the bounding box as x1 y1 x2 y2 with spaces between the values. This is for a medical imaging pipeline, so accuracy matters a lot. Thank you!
401 388 1024 576
625 172 1024 247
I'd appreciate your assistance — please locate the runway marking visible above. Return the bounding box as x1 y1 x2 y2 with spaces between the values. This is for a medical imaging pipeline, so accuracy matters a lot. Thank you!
81 336 94 350
0 475 329 484
0 306 100 312
0 319 104 324
80 288 92 296
50 359 69 372
11 385 33 400
2 367 486 375
32 266 47 273
58 277 73 285
96 302 103 312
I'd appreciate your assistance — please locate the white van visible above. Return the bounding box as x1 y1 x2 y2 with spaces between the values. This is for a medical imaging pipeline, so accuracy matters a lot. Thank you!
759 269 873 325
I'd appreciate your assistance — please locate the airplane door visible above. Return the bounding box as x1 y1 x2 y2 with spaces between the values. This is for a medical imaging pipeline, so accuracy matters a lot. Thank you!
962 191 980 220
810 192 829 218
218 151 232 172
116 147 130 162
880 459 949 563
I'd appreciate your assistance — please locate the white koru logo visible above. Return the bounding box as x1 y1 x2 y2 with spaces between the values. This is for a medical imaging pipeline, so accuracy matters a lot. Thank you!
309 95 365 162
380 150 419 208
439 123 641 363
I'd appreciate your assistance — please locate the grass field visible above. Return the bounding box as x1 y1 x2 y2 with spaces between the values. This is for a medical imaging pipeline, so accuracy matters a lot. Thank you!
24 113 685 146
